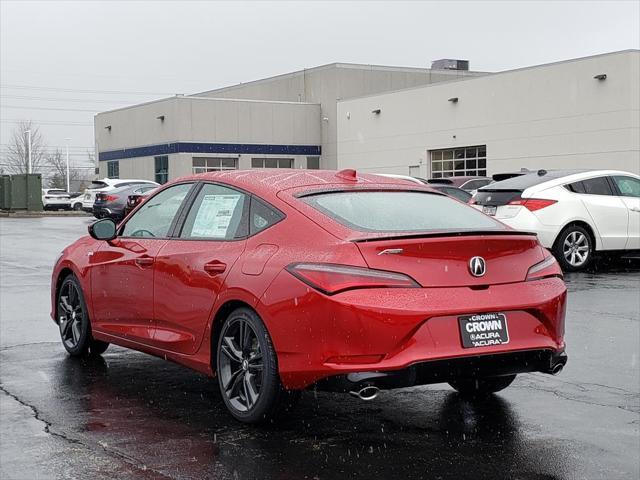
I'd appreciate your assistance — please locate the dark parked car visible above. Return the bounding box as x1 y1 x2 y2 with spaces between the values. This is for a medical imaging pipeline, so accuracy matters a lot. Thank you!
429 184 473 202
123 189 155 217
93 184 157 221
426 176 492 192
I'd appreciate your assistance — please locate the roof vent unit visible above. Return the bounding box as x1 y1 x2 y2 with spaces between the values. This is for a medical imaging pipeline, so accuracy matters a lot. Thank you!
431 59 470 71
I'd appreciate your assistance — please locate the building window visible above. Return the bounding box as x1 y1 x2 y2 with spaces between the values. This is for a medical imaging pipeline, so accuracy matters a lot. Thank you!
251 158 294 169
107 161 119 178
192 157 238 174
307 157 320 169
430 145 486 178
154 155 169 184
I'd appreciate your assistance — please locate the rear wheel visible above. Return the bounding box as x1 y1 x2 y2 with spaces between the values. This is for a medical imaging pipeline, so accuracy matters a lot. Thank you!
216 307 297 423
449 374 516 397
57 275 109 356
553 225 593 271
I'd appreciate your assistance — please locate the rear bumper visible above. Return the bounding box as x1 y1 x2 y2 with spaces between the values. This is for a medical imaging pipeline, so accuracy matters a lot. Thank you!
495 210 560 248
93 206 124 219
43 200 71 209
260 273 567 389
315 348 568 392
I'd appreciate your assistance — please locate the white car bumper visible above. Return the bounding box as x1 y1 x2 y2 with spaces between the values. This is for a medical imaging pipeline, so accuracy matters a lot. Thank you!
475 205 560 248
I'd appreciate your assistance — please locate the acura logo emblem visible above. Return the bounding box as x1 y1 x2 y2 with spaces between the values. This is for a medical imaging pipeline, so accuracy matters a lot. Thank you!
469 256 486 277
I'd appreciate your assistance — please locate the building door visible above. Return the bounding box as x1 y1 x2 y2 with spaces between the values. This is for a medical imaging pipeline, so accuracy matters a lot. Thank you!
430 146 487 178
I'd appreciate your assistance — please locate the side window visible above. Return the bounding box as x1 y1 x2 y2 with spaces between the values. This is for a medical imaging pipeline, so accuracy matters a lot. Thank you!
612 176 640 198
250 197 284 235
580 177 613 196
122 183 192 238
180 184 248 240
566 181 586 193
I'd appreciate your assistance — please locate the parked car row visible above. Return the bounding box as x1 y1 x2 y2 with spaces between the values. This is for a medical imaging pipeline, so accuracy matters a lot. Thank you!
81 178 159 220
377 169 640 271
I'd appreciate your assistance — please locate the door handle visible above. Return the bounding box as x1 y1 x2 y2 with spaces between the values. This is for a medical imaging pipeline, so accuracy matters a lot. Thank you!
204 260 227 275
630 206 640 212
135 256 154 267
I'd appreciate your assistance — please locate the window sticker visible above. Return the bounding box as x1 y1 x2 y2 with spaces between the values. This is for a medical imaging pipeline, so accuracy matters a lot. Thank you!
191 194 241 238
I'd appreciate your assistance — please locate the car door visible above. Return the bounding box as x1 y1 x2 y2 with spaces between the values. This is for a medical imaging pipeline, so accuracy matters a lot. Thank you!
577 176 629 250
611 175 640 250
89 182 194 344
152 183 249 354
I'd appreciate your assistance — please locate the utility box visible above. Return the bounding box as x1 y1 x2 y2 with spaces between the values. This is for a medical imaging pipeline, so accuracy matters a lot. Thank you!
0 174 43 211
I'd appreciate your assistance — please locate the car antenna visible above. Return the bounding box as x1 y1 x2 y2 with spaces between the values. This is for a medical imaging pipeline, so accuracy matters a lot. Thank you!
335 169 358 181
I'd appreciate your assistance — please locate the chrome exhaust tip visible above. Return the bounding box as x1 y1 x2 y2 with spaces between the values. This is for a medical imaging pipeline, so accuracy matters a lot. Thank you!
551 363 564 375
349 385 380 401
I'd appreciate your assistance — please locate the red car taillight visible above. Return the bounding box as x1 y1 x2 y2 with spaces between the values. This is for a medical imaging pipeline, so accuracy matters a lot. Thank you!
287 263 420 295
508 198 557 211
526 254 563 281
104 194 119 202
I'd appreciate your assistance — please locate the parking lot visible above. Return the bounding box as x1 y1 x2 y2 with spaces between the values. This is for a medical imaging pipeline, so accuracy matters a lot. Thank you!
0 216 638 480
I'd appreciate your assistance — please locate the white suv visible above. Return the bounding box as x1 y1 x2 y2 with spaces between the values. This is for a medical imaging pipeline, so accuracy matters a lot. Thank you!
82 178 159 215
42 189 71 210
472 169 640 271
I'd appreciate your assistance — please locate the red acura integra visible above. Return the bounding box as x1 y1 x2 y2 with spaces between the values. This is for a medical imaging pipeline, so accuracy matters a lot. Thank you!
51 169 567 423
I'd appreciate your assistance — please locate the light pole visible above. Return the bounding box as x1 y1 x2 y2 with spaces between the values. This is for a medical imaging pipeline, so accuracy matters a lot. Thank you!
25 129 32 174
65 138 71 192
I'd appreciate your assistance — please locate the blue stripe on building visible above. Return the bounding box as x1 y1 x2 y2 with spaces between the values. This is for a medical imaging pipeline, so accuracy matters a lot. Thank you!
99 142 321 161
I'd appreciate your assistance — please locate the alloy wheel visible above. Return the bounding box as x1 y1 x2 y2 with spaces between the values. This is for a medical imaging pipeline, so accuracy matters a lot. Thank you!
218 318 264 412
562 231 590 267
58 281 84 349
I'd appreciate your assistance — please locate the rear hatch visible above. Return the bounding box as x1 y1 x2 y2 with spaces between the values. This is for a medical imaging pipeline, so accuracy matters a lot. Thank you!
473 171 565 219
472 189 524 219
355 233 543 287
292 188 544 287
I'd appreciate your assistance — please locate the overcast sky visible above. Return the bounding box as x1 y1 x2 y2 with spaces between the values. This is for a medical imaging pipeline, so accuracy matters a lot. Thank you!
1 0 638 167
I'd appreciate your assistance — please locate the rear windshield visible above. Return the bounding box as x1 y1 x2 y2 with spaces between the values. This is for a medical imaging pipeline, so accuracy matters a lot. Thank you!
303 191 504 233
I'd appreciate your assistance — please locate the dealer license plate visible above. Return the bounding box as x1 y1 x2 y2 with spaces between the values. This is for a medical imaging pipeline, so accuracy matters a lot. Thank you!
482 205 497 216
459 313 509 348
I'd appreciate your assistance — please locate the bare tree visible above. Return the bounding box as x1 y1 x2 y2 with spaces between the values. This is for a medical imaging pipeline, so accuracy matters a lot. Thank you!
4 121 47 174
46 149 93 191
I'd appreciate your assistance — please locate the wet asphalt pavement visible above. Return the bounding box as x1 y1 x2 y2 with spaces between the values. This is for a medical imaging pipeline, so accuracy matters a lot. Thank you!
0 217 638 480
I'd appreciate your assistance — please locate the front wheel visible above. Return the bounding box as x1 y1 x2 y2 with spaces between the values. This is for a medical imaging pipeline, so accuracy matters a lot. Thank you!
553 225 593 271
449 374 516 398
216 307 297 423
56 275 109 356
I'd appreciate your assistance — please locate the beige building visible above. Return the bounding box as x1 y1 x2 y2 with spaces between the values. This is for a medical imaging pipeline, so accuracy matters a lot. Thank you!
95 51 639 183
95 62 482 181
337 50 640 178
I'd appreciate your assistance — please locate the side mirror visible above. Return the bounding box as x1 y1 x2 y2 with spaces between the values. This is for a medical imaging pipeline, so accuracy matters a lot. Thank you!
88 218 117 241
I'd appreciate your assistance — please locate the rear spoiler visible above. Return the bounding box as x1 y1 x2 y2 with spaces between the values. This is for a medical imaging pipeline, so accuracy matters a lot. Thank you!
351 230 538 243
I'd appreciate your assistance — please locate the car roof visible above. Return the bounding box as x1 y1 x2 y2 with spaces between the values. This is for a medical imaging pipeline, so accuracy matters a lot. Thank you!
172 169 439 200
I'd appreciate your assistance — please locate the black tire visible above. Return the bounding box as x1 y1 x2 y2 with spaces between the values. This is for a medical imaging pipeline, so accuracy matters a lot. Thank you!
216 307 297 423
553 225 593 272
449 374 516 398
89 339 110 356
56 275 109 357
73 202 83 211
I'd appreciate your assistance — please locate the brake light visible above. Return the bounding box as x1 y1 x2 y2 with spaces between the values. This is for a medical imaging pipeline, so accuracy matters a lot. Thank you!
286 263 420 295
509 198 557 211
104 195 119 202
526 254 563 281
